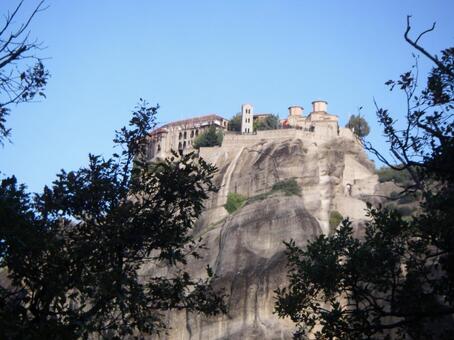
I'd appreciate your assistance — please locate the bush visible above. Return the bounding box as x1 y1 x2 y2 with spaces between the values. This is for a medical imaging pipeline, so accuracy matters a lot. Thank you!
390 191 400 200
272 178 301 196
377 166 413 185
254 114 280 130
225 192 247 213
396 205 414 217
228 113 242 132
329 211 343 233
397 193 417 204
193 126 223 148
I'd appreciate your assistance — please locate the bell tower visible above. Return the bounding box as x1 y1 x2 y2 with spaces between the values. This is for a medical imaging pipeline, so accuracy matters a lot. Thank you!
241 103 253 134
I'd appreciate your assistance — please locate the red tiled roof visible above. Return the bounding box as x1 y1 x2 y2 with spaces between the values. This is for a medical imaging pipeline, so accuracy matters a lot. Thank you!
148 114 227 136
148 127 169 136
161 114 226 128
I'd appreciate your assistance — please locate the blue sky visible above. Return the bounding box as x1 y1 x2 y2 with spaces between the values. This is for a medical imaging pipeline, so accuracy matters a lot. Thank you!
1 0 453 192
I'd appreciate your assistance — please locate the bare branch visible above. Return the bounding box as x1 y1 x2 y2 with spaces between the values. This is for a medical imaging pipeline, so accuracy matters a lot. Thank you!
415 22 436 45
405 15 454 78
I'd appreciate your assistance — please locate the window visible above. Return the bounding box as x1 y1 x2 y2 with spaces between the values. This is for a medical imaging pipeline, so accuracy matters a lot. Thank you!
196 129 199 136
183 141 186 148
184 131 187 139
191 130 194 138
178 142 182 149
179 132 182 139
157 144 161 152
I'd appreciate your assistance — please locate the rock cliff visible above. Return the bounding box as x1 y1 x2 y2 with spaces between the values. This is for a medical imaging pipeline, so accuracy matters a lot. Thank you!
147 132 378 339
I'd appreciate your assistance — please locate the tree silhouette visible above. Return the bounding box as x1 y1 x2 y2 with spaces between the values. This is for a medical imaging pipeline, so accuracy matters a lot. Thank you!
346 114 370 137
0 1 49 144
0 101 226 339
276 18 454 339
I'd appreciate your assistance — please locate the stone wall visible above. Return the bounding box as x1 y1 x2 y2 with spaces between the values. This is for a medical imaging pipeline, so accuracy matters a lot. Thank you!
221 126 347 148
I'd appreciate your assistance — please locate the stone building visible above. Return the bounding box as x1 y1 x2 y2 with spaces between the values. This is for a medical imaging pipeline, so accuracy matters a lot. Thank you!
282 100 338 132
241 103 253 134
147 100 345 161
146 114 229 160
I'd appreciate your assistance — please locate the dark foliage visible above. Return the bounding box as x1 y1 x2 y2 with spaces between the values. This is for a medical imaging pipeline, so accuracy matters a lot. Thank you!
272 178 301 196
395 204 414 217
345 114 370 137
193 125 223 149
0 101 226 339
254 114 280 130
276 17 454 339
377 166 414 185
228 113 241 132
224 192 247 214
0 1 49 144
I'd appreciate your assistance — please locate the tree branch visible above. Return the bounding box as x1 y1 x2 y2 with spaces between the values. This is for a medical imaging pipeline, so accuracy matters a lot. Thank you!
404 15 454 78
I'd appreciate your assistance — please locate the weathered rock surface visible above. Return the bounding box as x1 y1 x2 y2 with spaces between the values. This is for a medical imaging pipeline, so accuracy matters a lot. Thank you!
149 135 378 339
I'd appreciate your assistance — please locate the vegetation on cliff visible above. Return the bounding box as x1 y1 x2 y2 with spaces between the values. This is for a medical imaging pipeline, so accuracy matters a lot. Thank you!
225 192 247 213
228 113 242 132
193 125 223 148
254 114 280 131
345 114 370 138
377 165 414 185
228 112 280 132
328 210 343 234
272 178 301 196
225 179 301 214
276 18 454 339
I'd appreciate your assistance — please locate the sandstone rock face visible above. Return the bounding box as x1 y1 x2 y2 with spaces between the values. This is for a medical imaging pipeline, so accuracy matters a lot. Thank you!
149 135 378 339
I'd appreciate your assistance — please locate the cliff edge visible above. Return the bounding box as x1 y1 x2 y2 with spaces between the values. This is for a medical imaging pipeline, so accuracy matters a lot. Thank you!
146 131 378 339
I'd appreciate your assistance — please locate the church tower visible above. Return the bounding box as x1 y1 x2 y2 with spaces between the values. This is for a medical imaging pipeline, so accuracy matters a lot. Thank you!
241 103 253 134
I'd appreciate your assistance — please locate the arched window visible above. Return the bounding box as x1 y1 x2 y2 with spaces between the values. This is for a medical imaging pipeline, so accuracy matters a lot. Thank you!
196 129 199 136
179 132 182 139
157 144 161 152
191 130 194 138
183 141 186 148
178 142 182 149
184 131 187 139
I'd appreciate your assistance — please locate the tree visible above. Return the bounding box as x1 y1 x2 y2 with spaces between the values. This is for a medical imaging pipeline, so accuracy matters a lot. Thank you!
0 100 226 339
254 114 280 130
193 125 223 148
275 17 454 339
345 114 370 137
0 1 49 144
228 113 242 132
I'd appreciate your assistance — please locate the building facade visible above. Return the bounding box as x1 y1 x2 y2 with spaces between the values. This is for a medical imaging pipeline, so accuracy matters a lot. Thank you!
241 103 254 134
281 100 339 137
146 100 343 161
146 114 229 160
